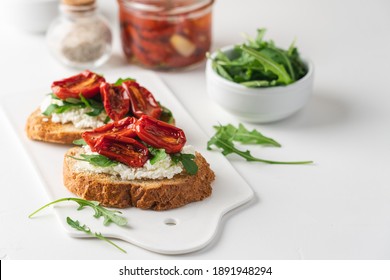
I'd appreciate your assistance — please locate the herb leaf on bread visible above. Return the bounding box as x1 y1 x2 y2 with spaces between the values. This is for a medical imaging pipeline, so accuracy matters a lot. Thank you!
73 138 87 146
148 146 198 175
79 94 105 117
113 77 135 86
69 154 119 168
29 197 128 226
67 217 126 253
171 153 198 175
42 93 105 117
158 103 174 124
148 147 168 165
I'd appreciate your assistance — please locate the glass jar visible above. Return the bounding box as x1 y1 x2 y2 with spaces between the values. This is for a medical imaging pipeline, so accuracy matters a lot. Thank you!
117 0 214 70
46 0 112 69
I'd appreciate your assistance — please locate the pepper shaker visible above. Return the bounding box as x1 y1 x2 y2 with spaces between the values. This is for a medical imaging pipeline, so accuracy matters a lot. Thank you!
46 0 112 69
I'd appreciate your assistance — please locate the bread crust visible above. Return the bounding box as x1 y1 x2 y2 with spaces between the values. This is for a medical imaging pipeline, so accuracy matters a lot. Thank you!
26 109 85 144
63 147 215 210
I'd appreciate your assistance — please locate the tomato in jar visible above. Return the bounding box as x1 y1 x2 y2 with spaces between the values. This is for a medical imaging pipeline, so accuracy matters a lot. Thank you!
117 0 214 70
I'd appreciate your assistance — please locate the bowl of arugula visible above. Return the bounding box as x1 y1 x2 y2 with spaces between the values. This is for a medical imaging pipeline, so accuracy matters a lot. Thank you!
206 28 314 123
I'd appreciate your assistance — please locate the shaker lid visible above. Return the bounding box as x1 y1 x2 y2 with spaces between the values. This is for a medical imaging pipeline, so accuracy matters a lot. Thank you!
120 0 214 15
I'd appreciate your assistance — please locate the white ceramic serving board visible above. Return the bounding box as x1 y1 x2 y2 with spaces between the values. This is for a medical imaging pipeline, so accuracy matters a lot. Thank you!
1 69 254 255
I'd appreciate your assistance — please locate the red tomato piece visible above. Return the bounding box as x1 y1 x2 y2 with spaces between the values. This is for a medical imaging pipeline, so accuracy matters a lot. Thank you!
94 134 149 168
131 44 163 67
82 117 137 151
100 82 130 121
122 81 162 119
51 70 105 100
135 115 186 153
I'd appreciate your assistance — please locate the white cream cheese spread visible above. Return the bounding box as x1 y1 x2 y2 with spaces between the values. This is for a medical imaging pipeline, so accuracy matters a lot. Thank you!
40 95 108 129
73 145 196 180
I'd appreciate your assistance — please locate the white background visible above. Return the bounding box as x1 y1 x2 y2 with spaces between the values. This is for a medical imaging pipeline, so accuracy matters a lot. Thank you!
0 0 390 260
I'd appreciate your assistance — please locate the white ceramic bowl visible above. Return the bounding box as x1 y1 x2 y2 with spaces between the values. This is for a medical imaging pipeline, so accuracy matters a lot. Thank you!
206 45 314 123
6 0 59 33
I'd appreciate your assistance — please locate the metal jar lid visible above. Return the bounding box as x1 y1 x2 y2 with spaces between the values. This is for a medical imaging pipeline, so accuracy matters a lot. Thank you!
118 0 215 16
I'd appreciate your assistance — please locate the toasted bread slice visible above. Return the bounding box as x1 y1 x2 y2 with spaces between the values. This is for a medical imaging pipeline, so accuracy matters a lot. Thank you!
63 147 215 210
26 109 85 144
26 108 176 145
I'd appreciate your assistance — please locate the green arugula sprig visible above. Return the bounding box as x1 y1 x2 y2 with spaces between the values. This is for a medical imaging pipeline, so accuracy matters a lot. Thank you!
158 102 175 124
113 77 135 86
29 198 127 253
29 197 127 226
218 123 281 147
207 124 313 165
148 147 168 165
73 138 87 146
67 217 126 253
69 154 119 168
148 146 198 175
43 93 105 117
71 139 119 167
171 153 198 175
208 28 307 88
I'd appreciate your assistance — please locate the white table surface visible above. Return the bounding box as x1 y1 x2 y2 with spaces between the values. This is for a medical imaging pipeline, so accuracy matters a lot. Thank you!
0 0 389 260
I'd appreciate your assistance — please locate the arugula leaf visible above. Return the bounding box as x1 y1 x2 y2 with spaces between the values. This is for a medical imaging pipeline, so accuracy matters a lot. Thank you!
69 154 118 167
235 124 281 146
213 124 281 147
287 38 296 56
42 94 105 117
55 105 73 114
73 138 87 146
158 103 175 124
239 80 272 87
78 93 91 107
113 77 135 86
86 107 104 117
66 217 126 253
260 46 295 80
79 94 105 117
255 28 266 46
103 115 111 124
29 197 128 226
148 147 167 165
241 45 292 84
65 97 83 104
148 146 198 172
42 104 60 116
214 63 234 81
50 93 60 100
171 153 198 175
208 124 312 165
